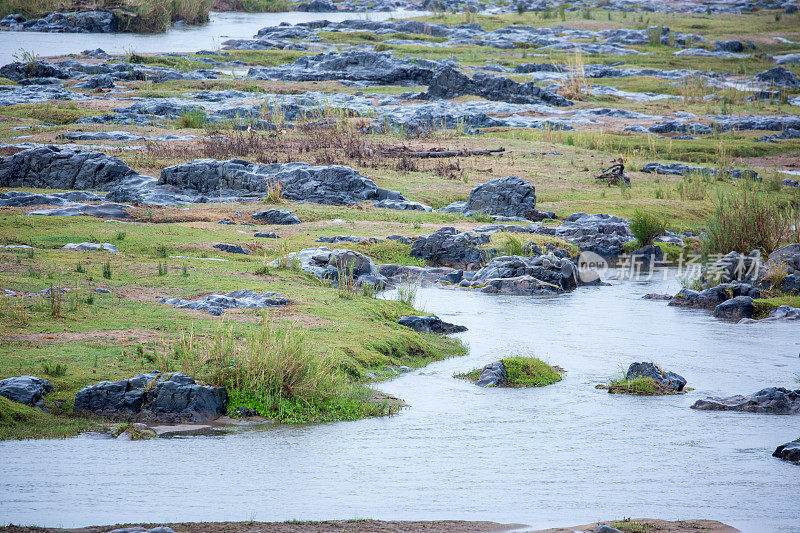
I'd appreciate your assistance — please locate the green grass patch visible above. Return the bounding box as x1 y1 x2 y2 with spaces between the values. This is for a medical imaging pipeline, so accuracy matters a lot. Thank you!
0 396 101 441
2 103 99 125
458 356 563 388
753 295 800 319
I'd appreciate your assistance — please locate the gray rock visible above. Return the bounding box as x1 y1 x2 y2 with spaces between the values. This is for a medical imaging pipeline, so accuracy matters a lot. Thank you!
26 203 130 218
534 213 633 259
213 243 249 254
0 190 105 207
691 387 800 414
254 231 279 238
464 253 582 295
160 289 289 316
0 375 53 407
378 264 461 285
0 10 116 33
625 362 686 392
74 371 227 422
317 235 378 244
410 227 491 269
74 74 115 89
713 295 754 321
594 526 623 533
398 315 467 334
297 0 338 10
457 175 537 218
773 439 800 465
273 247 385 287
629 244 664 270
251 209 301 225
755 66 799 87
476 361 508 387
62 242 118 252
669 282 759 310
0 60 71 82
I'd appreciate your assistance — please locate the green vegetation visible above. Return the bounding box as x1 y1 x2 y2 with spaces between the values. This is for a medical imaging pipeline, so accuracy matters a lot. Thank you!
609 519 649 533
458 356 563 388
630 209 667 247
753 295 800 319
0 396 100 440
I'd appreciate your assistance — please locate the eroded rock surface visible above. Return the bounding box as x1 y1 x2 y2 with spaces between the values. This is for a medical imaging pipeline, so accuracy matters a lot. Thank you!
160 289 289 316
691 387 800 414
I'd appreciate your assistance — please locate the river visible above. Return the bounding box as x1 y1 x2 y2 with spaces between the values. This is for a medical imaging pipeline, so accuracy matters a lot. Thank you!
1 268 798 531
0 10 428 65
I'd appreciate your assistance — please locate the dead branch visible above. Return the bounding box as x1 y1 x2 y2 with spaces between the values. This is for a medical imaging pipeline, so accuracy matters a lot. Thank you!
382 147 505 158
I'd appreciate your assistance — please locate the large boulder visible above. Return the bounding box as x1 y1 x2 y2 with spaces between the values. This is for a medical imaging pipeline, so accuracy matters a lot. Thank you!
420 66 572 106
625 362 686 392
160 289 289 316
762 244 800 286
460 176 537 219
398 315 467 334
773 439 800 465
713 295 754 321
691 387 800 414
0 375 53 407
534 213 634 259
410 227 490 269
0 146 138 190
669 282 759 310
74 371 227 422
755 66 799 87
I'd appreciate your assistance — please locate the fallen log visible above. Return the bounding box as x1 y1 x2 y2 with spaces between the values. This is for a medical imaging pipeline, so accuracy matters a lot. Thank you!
383 147 505 158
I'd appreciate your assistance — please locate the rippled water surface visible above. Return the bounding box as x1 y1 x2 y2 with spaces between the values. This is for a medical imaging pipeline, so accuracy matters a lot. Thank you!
1 269 799 531
0 10 427 64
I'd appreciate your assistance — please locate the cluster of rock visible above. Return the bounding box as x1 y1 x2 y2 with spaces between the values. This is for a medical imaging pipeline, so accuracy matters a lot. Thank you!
691 387 800 414
74 370 227 422
641 162 759 181
274 247 386 287
398 315 467 334
0 11 116 33
160 290 290 316
410 227 491 269
457 253 583 295
534 213 634 259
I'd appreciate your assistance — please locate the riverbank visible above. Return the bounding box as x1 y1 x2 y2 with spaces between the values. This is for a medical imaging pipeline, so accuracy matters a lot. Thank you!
0 518 740 532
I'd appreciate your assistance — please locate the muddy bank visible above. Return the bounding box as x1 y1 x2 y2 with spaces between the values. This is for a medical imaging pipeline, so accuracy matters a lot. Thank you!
0 518 738 533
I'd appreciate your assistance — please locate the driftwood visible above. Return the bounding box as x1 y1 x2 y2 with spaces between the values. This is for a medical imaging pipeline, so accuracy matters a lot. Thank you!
596 161 631 188
383 147 505 158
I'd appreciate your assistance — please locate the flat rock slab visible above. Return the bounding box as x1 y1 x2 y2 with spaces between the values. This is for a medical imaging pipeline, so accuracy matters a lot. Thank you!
62 242 119 252
691 387 800 414
27 203 130 219
160 289 289 316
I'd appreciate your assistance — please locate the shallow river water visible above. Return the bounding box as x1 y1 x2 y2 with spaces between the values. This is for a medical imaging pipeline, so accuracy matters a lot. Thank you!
0 10 427 65
1 269 799 531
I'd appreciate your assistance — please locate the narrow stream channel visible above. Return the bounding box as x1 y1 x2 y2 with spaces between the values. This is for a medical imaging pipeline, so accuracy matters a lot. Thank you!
1 269 798 531
0 10 428 65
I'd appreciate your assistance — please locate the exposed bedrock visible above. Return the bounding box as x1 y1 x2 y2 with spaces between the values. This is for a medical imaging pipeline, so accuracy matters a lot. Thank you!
755 66 799 87
691 387 800 414
641 162 759 180
534 213 634 259
74 370 228 422
419 66 572 106
160 290 289 316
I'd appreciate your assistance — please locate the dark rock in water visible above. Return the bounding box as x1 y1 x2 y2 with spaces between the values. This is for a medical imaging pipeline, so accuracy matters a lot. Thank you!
398 315 467 334
713 296 754 321
420 66 572 106
248 51 438 86
773 439 800 465
476 361 508 387
629 244 664 270
74 370 228 422
160 289 289 316
669 282 759 310
275 247 385 287
213 243 249 255
0 146 138 190
254 231 279 238
0 10 116 33
463 253 582 295
26 203 130 219
625 362 686 392
410 227 490 269
0 60 71 82
296 0 338 10
0 375 53 407
454 175 538 219
251 209 301 225
534 213 633 259
644 293 673 300
755 66 799 87
691 387 800 414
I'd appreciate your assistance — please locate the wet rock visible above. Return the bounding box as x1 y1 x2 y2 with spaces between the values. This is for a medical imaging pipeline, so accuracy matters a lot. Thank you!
463 253 581 295
628 244 664 270
0 375 53 407
273 247 385 286
398 315 467 334
625 362 686 392
454 175 538 219
251 209 301 225
410 227 490 269
74 370 228 422
755 66 799 87
669 282 759 310
476 362 508 387
0 146 138 190
26 203 130 218
213 243 249 254
773 439 800 465
713 296 754 321
248 51 438 85
62 242 119 252
160 289 289 316
419 66 572 106
691 387 800 414
534 213 633 259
